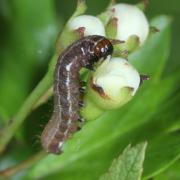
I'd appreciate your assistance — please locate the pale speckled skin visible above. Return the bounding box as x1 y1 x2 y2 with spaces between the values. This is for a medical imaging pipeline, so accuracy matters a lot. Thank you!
41 35 113 154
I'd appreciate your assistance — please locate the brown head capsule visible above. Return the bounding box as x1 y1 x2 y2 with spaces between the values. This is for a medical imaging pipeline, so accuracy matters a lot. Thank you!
41 35 113 154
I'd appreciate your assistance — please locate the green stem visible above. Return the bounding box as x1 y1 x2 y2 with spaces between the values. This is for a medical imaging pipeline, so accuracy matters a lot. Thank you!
136 0 148 11
80 94 104 121
33 86 53 110
0 55 58 154
0 151 46 178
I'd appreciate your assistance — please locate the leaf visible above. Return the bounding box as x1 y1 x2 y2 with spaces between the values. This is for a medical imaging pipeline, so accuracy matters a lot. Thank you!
37 77 179 180
141 92 180 178
109 90 180 179
154 160 180 180
27 76 177 179
100 142 147 180
0 0 58 119
129 15 171 80
25 15 177 180
143 133 180 179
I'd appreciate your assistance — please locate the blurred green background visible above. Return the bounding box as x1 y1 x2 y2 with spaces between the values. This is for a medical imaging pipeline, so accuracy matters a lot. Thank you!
0 0 180 179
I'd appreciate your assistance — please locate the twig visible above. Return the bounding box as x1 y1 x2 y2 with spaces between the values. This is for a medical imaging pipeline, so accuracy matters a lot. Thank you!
0 55 58 154
0 151 46 178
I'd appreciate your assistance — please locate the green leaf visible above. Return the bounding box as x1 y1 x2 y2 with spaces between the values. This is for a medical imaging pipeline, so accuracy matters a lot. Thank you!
100 142 147 180
0 0 58 119
27 75 177 179
154 160 180 180
25 15 177 179
129 15 171 80
138 92 180 179
110 88 180 179
143 133 180 179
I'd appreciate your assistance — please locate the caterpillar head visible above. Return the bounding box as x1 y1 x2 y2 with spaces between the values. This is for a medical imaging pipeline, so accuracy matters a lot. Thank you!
93 36 113 60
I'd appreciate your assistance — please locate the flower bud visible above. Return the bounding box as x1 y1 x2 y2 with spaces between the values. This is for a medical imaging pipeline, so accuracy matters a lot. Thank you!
107 3 149 45
81 56 140 120
56 0 87 53
68 15 105 36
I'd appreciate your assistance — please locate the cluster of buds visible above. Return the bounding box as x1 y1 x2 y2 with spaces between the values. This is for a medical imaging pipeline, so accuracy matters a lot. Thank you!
58 0 153 121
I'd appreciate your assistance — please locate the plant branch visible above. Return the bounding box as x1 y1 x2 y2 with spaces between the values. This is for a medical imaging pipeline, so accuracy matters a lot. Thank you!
0 55 58 154
0 151 46 178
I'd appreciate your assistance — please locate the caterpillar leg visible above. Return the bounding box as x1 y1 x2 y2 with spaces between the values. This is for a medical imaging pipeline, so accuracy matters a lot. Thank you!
85 64 94 71
79 100 84 108
80 80 86 87
77 118 85 130
140 74 150 85
79 87 85 94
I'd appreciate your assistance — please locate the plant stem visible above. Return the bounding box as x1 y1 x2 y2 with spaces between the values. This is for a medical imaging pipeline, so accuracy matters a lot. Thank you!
0 151 46 178
0 55 58 154
32 86 53 110
80 94 104 121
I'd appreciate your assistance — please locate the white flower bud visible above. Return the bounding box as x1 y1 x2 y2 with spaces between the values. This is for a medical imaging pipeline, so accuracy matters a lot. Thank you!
81 56 141 120
94 56 140 96
68 15 105 36
109 3 149 45
90 56 140 109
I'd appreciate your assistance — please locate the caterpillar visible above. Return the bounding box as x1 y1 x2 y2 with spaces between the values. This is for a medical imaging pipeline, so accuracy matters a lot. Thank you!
41 35 114 154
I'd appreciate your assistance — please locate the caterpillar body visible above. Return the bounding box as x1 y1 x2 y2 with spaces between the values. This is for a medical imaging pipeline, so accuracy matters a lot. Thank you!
41 35 113 154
